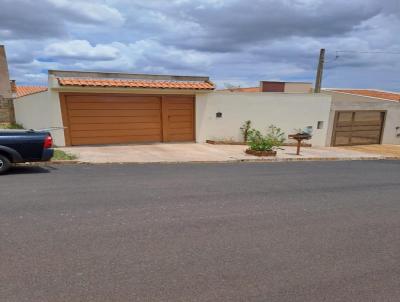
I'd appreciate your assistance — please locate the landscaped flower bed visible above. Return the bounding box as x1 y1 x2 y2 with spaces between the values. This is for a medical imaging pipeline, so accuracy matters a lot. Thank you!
245 149 277 156
245 124 285 157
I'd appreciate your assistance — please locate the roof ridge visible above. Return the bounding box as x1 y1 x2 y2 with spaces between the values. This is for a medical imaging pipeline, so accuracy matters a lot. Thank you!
57 77 207 83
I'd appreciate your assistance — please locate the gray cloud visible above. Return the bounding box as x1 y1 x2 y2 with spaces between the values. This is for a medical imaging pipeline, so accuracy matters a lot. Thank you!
0 0 399 91
0 0 124 40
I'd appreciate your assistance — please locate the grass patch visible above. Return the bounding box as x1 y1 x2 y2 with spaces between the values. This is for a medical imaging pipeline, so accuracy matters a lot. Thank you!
52 150 78 161
0 123 24 129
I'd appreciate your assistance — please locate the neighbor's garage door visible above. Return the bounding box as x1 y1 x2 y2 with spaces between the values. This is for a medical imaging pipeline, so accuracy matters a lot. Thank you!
332 111 385 146
61 94 194 146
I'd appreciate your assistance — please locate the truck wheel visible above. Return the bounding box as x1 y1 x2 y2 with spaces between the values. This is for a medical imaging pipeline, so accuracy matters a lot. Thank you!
0 154 11 175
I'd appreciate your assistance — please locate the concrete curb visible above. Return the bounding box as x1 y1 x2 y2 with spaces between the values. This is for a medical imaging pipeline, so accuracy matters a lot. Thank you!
21 156 400 166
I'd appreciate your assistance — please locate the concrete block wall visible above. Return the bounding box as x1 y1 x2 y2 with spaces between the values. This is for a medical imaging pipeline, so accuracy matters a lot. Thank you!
0 97 14 123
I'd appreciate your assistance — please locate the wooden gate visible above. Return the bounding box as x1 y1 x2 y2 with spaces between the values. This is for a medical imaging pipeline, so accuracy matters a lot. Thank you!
331 111 385 146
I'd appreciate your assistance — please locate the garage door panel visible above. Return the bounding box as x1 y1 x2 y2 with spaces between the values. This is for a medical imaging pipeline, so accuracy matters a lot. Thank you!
69 116 162 124
67 96 160 103
167 109 193 116
68 102 160 110
70 122 161 131
354 111 382 122
71 135 162 146
166 128 193 135
71 128 161 138
68 109 160 117
163 103 193 110
167 133 194 141
168 122 193 129
168 116 193 122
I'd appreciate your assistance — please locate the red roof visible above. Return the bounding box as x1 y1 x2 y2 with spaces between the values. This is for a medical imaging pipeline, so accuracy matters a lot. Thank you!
57 77 214 90
331 89 400 101
16 86 47 98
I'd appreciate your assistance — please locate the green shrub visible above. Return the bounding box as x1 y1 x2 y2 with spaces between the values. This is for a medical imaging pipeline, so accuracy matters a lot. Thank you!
247 125 285 151
240 120 252 142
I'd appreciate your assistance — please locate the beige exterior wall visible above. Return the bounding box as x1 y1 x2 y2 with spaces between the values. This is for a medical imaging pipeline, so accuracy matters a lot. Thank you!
13 90 65 146
324 91 400 146
284 82 312 93
196 92 332 147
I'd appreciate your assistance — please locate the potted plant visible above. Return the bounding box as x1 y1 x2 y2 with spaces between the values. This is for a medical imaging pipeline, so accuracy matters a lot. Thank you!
245 125 285 156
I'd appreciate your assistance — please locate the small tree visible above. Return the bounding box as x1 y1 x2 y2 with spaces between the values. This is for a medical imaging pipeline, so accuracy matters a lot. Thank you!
240 120 252 142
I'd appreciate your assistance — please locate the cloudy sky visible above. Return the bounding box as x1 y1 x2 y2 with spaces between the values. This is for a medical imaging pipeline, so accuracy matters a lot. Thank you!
0 0 399 90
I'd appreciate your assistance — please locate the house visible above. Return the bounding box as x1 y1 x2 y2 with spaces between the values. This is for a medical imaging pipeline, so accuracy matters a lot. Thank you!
323 89 400 146
13 71 332 147
222 81 313 93
222 80 400 147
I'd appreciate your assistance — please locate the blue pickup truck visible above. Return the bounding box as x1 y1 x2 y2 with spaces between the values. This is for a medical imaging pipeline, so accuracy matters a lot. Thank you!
0 130 54 174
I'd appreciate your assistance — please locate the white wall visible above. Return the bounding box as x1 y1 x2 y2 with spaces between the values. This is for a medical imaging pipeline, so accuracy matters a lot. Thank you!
324 91 400 146
196 92 332 147
14 90 65 146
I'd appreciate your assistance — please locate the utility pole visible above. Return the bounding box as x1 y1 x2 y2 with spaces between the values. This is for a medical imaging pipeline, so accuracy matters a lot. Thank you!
314 48 325 93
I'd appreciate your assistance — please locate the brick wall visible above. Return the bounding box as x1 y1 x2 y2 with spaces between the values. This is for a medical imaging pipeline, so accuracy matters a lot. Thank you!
0 45 15 123
0 96 14 123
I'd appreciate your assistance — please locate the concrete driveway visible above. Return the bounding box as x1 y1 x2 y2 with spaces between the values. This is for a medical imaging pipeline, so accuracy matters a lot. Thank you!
59 143 389 163
343 144 400 157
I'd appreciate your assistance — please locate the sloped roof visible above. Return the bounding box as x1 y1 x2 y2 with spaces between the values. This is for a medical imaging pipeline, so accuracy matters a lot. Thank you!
16 86 48 98
57 77 214 90
330 89 400 101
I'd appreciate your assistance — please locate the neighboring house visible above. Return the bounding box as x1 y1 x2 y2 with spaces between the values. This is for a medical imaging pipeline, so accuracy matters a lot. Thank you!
13 86 48 130
14 70 332 147
323 89 400 146
221 81 313 93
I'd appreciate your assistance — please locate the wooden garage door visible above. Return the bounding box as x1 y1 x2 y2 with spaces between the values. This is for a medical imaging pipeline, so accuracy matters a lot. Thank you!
332 111 385 146
61 94 194 146
162 96 195 142
63 95 162 145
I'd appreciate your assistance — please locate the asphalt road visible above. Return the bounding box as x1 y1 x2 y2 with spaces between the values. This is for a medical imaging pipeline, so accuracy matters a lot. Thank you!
1 161 400 302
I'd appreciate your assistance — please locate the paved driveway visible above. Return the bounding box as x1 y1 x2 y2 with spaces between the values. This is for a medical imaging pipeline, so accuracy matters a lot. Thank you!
1 161 400 301
60 143 387 163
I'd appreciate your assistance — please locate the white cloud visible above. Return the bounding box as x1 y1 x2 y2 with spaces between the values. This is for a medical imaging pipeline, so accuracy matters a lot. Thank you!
43 40 120 61
47 0 125 26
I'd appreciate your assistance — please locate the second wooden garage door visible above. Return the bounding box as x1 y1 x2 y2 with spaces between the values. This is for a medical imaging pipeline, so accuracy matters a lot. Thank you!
62 94 194 146
332 111 385 146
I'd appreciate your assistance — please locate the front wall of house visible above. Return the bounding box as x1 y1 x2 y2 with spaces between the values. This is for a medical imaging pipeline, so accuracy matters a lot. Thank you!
324 92 400 146
195 92 332 147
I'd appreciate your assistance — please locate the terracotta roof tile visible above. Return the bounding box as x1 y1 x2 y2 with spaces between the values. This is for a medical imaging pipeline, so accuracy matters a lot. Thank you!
331 89 400 101
57 77 214 90
15 86 48 98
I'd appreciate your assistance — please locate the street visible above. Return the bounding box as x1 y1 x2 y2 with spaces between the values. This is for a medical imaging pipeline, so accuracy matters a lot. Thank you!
1 161 400 301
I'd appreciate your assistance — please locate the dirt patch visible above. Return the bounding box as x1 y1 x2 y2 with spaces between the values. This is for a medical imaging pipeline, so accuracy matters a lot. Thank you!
342 145 400 157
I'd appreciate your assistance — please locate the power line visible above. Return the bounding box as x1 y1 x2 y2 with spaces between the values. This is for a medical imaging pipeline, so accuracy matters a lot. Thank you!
335 50 400 55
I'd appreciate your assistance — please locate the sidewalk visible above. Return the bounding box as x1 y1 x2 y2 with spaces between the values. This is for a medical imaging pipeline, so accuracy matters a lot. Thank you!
59 143 396 164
